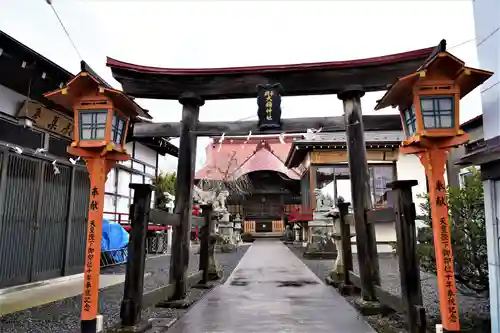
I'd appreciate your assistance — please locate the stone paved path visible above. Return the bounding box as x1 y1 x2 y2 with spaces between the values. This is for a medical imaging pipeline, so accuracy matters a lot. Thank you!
166 239 375 333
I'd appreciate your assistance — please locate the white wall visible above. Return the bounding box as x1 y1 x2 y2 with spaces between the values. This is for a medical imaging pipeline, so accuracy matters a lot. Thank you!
346 214 396 254
104 142 159 223
348 153 429 253
396 153 427 217
133 143 157 171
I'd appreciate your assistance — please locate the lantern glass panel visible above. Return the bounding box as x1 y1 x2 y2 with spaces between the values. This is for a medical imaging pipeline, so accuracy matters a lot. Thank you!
111 112 126 145
79 110 108 140
419 96 454 129
403 104 416 137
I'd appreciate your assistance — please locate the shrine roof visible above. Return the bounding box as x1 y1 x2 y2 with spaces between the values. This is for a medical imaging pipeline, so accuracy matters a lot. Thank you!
284 119 404 168
195 136 302 181
106 44 437 100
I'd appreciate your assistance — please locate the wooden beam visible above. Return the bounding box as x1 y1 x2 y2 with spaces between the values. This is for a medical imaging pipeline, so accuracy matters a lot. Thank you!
141 271 203 308
149 210 205 227
388 180 426 333
366 208 396 224
374 285 403 310
338 202 354 288
348 270 362 289
133 115 402 138
198 205 212 285
149 209 180 226
120 184 153 327
142 282 176 308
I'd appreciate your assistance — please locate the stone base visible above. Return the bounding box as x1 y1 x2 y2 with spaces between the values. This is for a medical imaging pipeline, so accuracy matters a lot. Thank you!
207 259 223 281
107 320 152 333
339 284 357 296
325 276 342 288
303 251 337 260
325 274 358 296
216 243 236 253
156 298 193 309
329 269 343 280
352 298 383 316
327 270 344 285
191 282 214 290
149 318 177 330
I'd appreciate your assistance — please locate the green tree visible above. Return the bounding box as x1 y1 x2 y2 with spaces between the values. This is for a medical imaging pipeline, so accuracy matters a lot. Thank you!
153 172 176 209
417 167 488 294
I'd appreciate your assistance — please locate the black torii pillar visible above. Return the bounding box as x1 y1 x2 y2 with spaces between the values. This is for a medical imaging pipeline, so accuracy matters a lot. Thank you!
169 92 204 301
338 87 381 301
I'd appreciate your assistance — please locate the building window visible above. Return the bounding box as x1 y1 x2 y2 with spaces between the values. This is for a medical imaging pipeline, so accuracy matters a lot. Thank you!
459 166 480 188
48 135 71 159
79 110 107 140
112 112 126 145
0 118 43 149
403 105 417 137
420 96 454 129
369 165 396 207
313 166 351 206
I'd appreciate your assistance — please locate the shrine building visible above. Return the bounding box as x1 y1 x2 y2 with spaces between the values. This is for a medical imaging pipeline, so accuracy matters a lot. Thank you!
195 115 429 247
284 115 429 252
195 134 303 235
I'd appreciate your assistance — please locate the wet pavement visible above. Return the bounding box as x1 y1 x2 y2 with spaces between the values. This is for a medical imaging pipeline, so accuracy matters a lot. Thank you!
165 239 375 333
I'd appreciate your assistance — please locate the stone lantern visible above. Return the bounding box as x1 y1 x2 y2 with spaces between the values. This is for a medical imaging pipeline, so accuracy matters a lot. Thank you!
375 50 493 332
233 214 242 243
44 69 139 333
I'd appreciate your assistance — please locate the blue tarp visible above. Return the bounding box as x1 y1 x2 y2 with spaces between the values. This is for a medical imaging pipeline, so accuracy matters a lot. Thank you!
101 218 129 263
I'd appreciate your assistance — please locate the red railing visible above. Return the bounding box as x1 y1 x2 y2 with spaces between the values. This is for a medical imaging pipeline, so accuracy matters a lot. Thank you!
287 206 314 223
104 211 130 224
103 211 170 231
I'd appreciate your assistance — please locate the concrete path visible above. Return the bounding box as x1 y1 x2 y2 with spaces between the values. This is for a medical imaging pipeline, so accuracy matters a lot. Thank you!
166 240 375 333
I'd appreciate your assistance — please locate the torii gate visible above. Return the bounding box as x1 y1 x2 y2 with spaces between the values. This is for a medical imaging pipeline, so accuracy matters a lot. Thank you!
107 42 440 302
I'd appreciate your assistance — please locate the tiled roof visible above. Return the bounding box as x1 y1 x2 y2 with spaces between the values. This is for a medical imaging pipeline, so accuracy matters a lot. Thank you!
301 130 404 143
195 137 301 181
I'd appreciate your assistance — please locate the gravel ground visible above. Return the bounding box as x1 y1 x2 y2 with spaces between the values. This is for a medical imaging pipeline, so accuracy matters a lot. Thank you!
288 244 491 333
0 245 250 333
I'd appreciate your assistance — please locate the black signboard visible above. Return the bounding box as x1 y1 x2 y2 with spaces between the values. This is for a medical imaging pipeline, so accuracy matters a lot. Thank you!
256 83 283 130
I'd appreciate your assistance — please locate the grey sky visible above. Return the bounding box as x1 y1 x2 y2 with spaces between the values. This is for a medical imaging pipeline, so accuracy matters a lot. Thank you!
0 0 480 172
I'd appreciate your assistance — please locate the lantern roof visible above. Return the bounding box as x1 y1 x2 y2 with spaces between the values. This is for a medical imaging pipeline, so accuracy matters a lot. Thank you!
375 51 493 111
44 65 144 119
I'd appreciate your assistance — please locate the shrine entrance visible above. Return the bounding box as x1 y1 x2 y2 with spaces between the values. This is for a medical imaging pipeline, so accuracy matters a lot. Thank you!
106 41 438 294
104 42 443 331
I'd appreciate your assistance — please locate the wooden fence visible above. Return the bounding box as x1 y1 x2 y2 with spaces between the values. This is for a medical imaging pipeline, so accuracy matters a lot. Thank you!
243 220 256 233
272 220 285 232
110 184 218 331
331 180 426 333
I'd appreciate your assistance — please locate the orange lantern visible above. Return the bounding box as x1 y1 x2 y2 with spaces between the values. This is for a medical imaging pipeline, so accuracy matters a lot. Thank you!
45 70 140 333
376 50 493 331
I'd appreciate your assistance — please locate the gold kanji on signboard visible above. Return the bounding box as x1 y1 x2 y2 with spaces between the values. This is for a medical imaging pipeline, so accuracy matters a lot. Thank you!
17 101 73 139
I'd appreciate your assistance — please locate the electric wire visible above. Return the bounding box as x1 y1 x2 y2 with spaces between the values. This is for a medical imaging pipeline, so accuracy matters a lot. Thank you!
42 0 498 135
45 0 83 61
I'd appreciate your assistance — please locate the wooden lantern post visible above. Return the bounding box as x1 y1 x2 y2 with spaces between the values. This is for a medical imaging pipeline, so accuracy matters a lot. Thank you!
375 51 493 332
44 72 140 333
